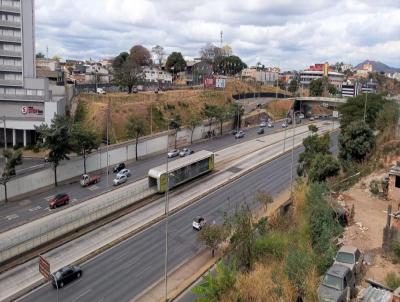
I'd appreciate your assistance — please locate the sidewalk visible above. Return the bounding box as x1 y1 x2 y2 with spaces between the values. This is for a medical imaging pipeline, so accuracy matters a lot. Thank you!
0 122 337 302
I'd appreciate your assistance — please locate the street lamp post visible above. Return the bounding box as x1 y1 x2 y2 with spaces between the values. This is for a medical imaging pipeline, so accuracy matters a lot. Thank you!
290 110 296 196
363 91 368 123
164 122 171 302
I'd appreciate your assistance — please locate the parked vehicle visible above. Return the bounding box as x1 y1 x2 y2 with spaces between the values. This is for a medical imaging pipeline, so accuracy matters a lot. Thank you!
132 87 138 93
167 149 180 158
235 130 245 139
257 128 264 135
113 163 126 173
192 216 206 230
52 265 82 288
299 113 305 119
96 88 106 94
282 123 288 128
80 174 101 187
333 246 364 278
267 122 274 128
117 168 131 178
49 193 70 209
113 174 127 186
260 121 267 127
318 264 356 302
179 148 194 157
310 117 315 121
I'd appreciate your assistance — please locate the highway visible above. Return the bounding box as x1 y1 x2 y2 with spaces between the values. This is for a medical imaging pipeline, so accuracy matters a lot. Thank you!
19 133 338 302
0 119 306 232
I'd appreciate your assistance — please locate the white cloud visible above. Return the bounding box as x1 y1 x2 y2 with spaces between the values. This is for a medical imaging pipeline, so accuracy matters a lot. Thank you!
35 0 400 69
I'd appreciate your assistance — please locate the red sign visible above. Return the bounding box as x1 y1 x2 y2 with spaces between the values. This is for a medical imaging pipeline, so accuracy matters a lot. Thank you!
21 106 44 115
203 76 215 89
39 255 51 280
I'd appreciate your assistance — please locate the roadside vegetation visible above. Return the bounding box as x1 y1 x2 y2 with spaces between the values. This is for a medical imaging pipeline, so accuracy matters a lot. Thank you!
192 92 400 301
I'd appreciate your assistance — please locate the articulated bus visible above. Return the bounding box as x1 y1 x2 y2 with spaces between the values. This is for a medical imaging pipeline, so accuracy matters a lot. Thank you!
148 150 215 193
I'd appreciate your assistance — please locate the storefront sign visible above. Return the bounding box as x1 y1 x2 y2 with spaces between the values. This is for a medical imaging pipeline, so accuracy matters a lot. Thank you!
21 106 44 115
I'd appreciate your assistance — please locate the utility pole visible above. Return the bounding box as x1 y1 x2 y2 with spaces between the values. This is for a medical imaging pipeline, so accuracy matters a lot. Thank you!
106 98 110 187
290 110 296 196
2 116 6 150
164 123 170 302
363 91 368 123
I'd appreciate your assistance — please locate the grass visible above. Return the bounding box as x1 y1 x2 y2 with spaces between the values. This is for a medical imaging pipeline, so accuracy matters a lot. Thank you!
385 272 400 290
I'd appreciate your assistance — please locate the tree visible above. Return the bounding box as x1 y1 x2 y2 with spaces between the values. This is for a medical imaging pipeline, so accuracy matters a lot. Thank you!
308 153 340 183
298 133 331 176
338 93 386 130
1 149 22 202
202 103 218 132
339 120 375 162
192 260 237 302
125 117 148 161
165 52 186 74
71 124 100 174
274 78 286 91
52 55 61 62
214 104 231 135
288 79 299 94
187 111 203 144
169 114 182 148
200 43 221 63
113 59 143 93
198 224 227 257
129 45 152 66
308 124 318 134
309 78 324 96
36 52 45 59
151 45 165 66
221 44 233 57
214 55 247 76
112 52 129 70
35 115 73 186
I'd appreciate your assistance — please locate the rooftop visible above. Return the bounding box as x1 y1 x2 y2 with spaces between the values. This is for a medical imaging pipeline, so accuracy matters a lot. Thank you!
326 264 350 278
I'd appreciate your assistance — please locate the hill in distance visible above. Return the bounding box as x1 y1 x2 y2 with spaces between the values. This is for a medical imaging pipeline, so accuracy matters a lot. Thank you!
356 60 400 73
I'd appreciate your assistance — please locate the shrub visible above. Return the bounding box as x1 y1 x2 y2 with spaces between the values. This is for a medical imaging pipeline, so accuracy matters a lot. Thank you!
385 272 400 290
284 248 313 296
392 243 400 263
369 179 380 195
255 232 288 261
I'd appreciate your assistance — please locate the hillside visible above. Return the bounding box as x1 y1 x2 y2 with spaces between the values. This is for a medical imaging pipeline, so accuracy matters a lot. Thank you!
356 60 400 73
75 80 289 142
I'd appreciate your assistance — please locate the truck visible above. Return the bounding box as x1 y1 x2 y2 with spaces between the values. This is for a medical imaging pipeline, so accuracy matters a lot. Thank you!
80 174 101 187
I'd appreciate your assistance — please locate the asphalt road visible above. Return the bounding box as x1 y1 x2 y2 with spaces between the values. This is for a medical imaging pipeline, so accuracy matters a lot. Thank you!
0 119 305 232
19 133 338 302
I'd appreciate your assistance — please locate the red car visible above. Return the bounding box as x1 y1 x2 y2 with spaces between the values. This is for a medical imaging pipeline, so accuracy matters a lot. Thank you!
49 193 70 209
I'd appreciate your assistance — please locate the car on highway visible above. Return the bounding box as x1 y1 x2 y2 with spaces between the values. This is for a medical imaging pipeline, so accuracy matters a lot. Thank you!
49 193 70 209
52 265 82 288
192 216 206 230
318 264 355 302
167 149 180 158
179 148 194 157
113 162 126 173
282 122 288 128
257 128 264 135
333 246 364 278
80 174 101 187
235 130 245 139
117 168 131 178
267 122 274 128
113 174 127 186
260 121 267 127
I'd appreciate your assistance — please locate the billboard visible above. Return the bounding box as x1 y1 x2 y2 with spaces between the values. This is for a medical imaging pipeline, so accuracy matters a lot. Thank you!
215 78 226 88
204 76 226 89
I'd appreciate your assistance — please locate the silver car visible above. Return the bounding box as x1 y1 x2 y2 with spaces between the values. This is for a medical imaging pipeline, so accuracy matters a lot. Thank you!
318 264 355 302
167 149 180 158
333 246 364 278
116 168 131 178
113 174 127 186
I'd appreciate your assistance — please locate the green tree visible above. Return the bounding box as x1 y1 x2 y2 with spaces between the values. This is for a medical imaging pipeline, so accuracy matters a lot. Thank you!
125 117 148 160
214 104 231 135
112 52 129 70
169 114 182 148
35 115 73 186
308 124 318 134
129 45 152 66
298 133 331 176
198 224 227 257
74 102 86 123
192 260 237 302
309 78 324 96
165 52 186 74
308 153 340 183
375 100 399 141
215 55 247 75
113 59 143 93
339 120 375 162
36 52 45 59
284 248 313 297
187 111 203 144
338 93 386 130
288 79 299 94
0 149 22 202
202 103 218 132
71 124 100 174
274 78 286 91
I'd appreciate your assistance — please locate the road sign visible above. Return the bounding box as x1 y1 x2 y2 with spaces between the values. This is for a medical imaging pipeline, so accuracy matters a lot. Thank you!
39 255 50 280
333 110 339 118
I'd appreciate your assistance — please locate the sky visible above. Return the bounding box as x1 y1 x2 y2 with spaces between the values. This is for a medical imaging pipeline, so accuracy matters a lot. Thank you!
35 0 400 70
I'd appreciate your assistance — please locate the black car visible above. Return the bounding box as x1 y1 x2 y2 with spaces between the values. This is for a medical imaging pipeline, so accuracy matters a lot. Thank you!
113 163 126 173
52 266 82 288
257 128 264 135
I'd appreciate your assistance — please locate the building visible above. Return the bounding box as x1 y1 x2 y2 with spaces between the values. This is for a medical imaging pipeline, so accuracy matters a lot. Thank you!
0 0 66 148
241 67 279 84
186 60 213 85
388 162 400 202
69 63 111 84
36 58 60 72
143 66 172 83
300 63 344 89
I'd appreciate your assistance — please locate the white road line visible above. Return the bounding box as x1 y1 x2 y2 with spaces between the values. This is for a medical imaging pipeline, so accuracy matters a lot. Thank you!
88 185 99 191
44 195 55 202
71 198 78 203
71 288 92 302
28 206 42 212
5 214 18 220
44 207 51 211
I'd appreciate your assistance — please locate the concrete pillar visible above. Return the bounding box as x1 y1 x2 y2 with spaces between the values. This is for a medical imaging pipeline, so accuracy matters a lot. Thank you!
12 129 16 147
23 130 27 147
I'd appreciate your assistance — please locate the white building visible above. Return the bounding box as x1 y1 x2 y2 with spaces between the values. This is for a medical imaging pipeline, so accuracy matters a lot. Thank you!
0 0 65 147
143 67 172 83
300 70 344 89
241 68 279 84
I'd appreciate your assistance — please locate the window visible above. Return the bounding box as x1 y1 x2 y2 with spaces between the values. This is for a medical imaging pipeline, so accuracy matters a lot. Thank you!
396 175 400 188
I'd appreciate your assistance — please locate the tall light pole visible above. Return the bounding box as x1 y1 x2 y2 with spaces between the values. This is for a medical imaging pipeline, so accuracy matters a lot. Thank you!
363 91 368 124
106 98 111 187
290 110 296 196
164 122 170 302
2 116 6 150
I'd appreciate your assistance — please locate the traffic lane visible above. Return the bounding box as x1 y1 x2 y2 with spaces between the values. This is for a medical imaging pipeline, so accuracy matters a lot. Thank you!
20 143 307 302
0 120 287 231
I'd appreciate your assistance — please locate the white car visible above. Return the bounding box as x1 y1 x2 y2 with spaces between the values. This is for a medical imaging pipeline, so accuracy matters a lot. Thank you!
260 121 267 127
282 123 288 128
117 168 131 178
179 148 194 157
192 216 206 230
167 149 180 158
113 174 127 186
267 122 274 128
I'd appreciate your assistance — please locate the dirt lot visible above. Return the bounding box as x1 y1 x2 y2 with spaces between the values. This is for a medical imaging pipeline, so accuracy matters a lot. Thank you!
339 171 400 286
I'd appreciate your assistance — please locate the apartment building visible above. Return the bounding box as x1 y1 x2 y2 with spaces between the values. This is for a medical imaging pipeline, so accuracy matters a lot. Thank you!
300 63 344 89
0 0 65 148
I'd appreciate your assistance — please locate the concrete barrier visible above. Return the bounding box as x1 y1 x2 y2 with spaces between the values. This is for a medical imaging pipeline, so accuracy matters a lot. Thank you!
0 178 156 264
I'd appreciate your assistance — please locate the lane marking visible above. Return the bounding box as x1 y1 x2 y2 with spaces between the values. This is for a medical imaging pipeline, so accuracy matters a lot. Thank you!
88 185 99 191
44 195 55 202
71 288 92 302
71 198 78 203
5 214 18 220
29 206 42 212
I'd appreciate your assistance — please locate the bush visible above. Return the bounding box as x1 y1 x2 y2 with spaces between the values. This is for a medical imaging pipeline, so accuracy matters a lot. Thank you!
255 232 288 261
392 243 400 263
385 272 400 290
369 179 380 195
284 248 313 296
